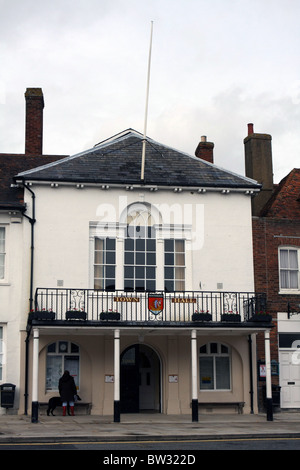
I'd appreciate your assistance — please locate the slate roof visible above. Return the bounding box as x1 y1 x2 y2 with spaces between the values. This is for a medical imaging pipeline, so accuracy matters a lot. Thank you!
0 153 67 210
16 129 260 190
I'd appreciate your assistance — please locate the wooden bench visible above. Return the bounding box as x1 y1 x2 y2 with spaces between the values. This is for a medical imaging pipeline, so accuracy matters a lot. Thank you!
196 402 245 414
39 401 92 415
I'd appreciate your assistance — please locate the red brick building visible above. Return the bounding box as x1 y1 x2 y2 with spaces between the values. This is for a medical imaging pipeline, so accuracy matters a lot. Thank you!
245 125 300 409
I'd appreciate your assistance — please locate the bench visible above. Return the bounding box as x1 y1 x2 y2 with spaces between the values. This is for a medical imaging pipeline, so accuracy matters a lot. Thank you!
39 401 92 415
196 402 245 414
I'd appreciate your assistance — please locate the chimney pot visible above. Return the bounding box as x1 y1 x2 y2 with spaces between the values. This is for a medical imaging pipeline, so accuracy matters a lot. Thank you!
247 123 254 135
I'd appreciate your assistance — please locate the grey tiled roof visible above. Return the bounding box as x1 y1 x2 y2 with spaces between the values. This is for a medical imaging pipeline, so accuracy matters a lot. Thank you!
16 129 260 189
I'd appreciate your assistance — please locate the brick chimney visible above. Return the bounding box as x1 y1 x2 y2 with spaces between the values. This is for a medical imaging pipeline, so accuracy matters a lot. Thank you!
244 123 274 216
25 88 44 155
195 136 214 163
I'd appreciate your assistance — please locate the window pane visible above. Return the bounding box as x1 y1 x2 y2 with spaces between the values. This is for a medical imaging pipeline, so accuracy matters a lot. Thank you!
280 270 289 289
64 356 79 389
289 250 298 269
94 278 104 290
136 239 145 251
146 280 155 291
164 239 174 252
106 251 115 264
280 249 289 268
136 252 145 265
290 271 298 289
0 254 5 279
146 252 156 265
165 253 174 265
125 238 134 251
106 238 115 251
175 239 184 252
164 280 174 292
165 267 174 279
105 265 115 278
125 252 134 264
200 357 214 390
46 355 62 390
147 239 156 251
216 357 230 389
95 238 104 251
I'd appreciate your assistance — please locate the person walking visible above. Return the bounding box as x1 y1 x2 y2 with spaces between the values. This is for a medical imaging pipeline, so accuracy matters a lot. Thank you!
59 370 77 416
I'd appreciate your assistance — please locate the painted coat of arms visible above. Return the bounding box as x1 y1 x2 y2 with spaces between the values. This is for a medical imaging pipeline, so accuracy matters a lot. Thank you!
148 296 164 316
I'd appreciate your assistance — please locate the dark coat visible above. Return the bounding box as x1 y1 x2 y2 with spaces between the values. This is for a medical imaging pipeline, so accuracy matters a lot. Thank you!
59 371 77 402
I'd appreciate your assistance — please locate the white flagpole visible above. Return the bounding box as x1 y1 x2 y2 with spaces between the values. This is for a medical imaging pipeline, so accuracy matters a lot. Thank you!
141 21 154 181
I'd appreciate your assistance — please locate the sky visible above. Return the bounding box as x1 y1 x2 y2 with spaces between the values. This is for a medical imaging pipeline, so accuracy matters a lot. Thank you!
0 0 299 183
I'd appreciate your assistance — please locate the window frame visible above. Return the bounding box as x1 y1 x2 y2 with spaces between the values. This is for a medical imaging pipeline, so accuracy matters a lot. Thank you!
0 226 6 282
46 341 80 392
199 342 231 391
279 247 300 293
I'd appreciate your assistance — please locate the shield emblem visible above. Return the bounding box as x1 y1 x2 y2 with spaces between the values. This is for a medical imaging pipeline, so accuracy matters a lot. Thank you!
148 296 164 315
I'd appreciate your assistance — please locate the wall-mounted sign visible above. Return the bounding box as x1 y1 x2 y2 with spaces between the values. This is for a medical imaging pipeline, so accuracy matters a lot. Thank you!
105 375 114 383
172 298 196 303
169 375 178 383
114 296 139 302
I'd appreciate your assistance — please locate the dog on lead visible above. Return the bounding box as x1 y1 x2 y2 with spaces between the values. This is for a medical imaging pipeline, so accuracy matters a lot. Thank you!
47 395 81 416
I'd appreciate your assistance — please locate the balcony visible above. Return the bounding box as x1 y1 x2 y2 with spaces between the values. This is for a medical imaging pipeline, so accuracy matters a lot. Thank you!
28 288 268 327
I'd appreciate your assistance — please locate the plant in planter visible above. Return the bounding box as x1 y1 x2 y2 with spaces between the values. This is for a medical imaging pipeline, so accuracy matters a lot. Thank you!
192 310 212 322
28 308 55 321
100 309 121 321
248 311 272 322
65 308 87 320
221 311 241 322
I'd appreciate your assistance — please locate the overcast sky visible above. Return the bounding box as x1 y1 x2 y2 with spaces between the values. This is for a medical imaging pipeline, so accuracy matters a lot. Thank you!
0 0 299 183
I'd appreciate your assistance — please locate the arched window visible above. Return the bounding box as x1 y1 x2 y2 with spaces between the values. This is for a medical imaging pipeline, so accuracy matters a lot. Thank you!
46 341 80 391
199 342 231 391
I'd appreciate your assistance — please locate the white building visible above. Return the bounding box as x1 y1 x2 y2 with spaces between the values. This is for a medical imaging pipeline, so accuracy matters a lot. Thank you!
1 89 274 422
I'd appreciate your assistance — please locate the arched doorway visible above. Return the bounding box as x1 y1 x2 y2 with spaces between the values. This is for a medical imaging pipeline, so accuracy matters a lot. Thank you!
120 344 161 413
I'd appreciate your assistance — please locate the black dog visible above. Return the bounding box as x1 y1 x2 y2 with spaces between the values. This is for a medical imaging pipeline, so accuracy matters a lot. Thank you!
47 395 81 416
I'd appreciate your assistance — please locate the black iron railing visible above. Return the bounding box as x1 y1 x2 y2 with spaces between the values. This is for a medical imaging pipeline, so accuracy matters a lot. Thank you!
30 288 267 324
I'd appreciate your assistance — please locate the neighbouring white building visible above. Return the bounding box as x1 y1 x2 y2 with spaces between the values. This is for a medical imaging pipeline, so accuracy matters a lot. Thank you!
0 89 274 422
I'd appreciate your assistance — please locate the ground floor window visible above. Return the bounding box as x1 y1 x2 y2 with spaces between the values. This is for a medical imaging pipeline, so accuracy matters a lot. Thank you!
46 341 80 391
199 342 231 390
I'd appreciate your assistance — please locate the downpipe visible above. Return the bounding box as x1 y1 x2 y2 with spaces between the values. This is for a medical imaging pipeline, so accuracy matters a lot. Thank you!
22 183 36 415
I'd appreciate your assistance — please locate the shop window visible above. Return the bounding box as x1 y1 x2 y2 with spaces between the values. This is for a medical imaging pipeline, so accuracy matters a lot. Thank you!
46 341 80 391
199 342 231 390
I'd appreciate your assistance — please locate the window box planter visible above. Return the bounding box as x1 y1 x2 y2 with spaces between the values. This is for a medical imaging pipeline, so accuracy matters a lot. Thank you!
65 311 87 320
28 311 55 321
100 312 121 321
221 314 241 322
248 314 272 323
192 313 212 322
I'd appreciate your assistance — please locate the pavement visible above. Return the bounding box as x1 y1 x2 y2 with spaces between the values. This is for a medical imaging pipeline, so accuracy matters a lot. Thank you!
0 410 300 443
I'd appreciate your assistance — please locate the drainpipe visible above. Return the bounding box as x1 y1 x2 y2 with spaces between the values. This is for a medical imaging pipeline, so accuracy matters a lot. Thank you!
248 335 254 414
22 183 36 415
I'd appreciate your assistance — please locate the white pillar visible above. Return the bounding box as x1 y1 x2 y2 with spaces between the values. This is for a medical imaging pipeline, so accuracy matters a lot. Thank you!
264 330 273 421
31 328 39 422
114 329 120 422
191 329 198 422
